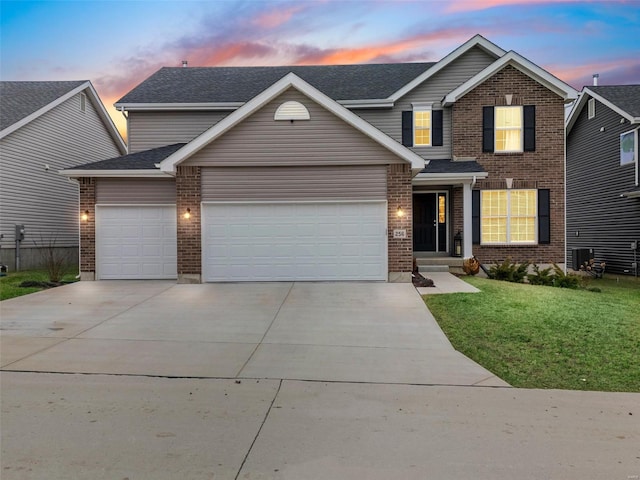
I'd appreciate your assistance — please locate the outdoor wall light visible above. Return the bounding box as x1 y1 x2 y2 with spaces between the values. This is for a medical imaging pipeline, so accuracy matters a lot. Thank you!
81 210 89 222
396 206 405 218
183 208 191 220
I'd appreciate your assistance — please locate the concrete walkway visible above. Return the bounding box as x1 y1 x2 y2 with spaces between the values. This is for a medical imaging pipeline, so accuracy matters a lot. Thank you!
416 271 481 294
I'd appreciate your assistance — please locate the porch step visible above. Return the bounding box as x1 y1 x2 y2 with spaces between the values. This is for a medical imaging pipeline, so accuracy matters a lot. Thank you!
414 257 465 274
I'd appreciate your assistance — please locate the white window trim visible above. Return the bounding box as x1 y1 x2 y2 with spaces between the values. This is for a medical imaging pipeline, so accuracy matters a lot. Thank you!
495 106 523 153
412 102 433 147
588 98 595 119
481 189 538 245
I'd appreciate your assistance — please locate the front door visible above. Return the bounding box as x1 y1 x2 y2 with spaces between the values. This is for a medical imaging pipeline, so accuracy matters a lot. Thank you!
413 193 437 251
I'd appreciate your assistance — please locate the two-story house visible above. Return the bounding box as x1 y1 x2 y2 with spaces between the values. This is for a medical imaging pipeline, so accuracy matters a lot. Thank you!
566 85 640 276
61 35 577 283
0 81 125 270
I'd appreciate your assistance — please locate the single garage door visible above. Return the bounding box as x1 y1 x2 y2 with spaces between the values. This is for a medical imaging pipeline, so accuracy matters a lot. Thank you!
202 202 387 282
96 205 177 279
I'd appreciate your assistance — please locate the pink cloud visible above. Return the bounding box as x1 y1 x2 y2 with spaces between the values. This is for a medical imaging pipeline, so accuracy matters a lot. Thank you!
446 0 584 13
251 4 306 29
547 57 640 88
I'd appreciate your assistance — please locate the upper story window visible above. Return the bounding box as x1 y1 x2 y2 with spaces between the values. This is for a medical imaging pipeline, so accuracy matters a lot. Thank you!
588 98 596 119
414 109 431 146
401 105 443 148
483 105 535 153
495 106 523 152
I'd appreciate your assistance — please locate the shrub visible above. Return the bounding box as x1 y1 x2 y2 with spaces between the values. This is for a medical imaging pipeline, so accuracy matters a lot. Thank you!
527 264 554 286
33 235 71 283
551 263 580 289
488 258 530 283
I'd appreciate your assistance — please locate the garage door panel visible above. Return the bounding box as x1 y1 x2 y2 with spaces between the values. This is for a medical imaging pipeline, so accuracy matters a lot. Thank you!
97 206 177 280
203 202 386 281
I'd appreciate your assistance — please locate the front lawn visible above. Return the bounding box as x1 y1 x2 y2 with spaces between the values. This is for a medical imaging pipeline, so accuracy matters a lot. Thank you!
0 270 78 301
423 276 640 392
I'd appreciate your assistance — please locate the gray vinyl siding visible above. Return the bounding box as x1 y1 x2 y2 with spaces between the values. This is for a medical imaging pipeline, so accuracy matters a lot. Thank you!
566 97 640 275
202 165 387 201
96 178 176 204
0 92 122 248
355 46 496 160
128 111 230 153
183 89 405 167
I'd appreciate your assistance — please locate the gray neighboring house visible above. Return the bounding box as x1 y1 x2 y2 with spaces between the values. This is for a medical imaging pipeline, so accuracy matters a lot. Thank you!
0 81 126 270
566 85 640 276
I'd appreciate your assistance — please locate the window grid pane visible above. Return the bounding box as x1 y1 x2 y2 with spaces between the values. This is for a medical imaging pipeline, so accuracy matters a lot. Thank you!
481 189 537 244
414 111 431 146
495 106 523 152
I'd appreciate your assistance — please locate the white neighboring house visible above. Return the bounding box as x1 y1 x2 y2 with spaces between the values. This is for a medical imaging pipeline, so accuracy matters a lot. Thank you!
0 81 126 270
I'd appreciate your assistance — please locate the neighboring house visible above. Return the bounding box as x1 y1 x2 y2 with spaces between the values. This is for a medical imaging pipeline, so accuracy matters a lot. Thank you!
61 35 576 283
566 85 640 276
0 81 126 270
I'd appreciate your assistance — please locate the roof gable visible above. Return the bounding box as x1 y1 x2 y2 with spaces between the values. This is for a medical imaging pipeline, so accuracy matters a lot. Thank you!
0 80 126 153
566 85 640 133
160 73 425 173
443 51 578 106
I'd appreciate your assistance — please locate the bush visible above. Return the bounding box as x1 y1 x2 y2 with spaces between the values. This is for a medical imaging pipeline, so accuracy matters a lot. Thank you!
488 258 530 283
33 235 71 283
527 264 554 286
551 263 580 289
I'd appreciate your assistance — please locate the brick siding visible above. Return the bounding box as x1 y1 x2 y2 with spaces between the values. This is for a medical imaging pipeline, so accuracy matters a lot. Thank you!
79 177 95 273
453 65 565 264
387 163 413 275
176 165 202 277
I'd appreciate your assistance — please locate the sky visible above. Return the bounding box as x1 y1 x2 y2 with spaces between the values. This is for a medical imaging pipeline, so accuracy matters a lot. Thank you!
1 0 639 139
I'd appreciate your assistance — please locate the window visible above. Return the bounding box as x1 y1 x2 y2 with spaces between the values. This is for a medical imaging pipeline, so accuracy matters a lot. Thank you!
495 106 522 152
481 189 537 244
413 109 431 146
588 98 595 119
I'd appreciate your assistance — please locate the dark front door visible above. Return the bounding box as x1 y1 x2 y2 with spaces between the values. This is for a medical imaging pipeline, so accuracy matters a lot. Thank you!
413 193 437 251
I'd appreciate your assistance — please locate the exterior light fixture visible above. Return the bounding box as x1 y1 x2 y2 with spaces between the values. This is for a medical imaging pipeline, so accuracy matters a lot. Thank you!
81 210 89 222
396 206 405 218
183 208 191 220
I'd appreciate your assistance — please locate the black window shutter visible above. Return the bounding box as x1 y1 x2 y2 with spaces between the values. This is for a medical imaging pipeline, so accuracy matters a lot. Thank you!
472 190 480 244
432 110 443 146
401 111 413 147
538 189 550 244
524 105 536 152
482 106 494 152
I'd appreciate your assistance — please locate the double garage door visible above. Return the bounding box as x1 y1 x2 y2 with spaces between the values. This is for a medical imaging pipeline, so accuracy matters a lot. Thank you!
96 202 387 281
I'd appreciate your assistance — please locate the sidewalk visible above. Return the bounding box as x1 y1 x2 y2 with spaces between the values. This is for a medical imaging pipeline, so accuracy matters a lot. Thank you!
416 272 480 295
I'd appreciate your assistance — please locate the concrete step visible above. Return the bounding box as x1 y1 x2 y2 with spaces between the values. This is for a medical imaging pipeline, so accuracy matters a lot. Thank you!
414 256 464 274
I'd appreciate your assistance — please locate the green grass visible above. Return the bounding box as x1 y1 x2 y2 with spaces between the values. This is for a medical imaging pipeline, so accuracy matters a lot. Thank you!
0 270 78 301
423 276 640 392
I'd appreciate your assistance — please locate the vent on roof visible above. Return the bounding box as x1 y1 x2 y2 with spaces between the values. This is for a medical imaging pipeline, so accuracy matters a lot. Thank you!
80 93 86 113
274 101 310 121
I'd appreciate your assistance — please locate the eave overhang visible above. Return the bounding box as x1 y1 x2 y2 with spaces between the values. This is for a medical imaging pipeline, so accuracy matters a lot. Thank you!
59 169 171 178
413 171 488 186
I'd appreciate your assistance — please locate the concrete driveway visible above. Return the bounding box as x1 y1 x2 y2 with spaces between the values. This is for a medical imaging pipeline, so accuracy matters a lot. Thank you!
3 282 638 479
1 280 505 386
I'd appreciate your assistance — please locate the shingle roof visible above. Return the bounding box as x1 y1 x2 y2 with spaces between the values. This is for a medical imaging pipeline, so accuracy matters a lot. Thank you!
70 143 185 170
421 159 486 174
590 85 640 118
116 63 435 104
0 80 87 131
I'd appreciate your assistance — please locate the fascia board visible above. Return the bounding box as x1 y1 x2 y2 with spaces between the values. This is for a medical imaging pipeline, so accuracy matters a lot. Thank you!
338 99 394 108
389 34 505 102
413 171 489 184
114 102 244 111
583 88 636 123
59 169 170 178
443 51 579 106
160 72 425 173
565 90 590 133
566 89 640 133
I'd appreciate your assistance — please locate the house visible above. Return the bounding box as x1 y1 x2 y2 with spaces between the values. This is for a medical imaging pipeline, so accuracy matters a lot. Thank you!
60 35 577 283
566 85 640 276
0 81 126 270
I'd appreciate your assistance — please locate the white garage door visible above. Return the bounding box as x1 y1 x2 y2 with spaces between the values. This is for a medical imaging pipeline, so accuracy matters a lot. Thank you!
96 206 177 279
202 202 387 282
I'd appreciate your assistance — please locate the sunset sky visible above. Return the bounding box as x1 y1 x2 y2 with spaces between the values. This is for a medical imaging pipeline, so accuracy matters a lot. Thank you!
1 0 639 139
